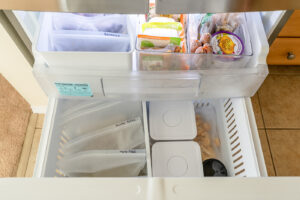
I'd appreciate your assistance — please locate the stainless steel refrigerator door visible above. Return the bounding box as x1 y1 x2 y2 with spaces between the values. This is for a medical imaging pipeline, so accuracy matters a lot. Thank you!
155 0 300 14
0 0 149 14
0 0 300 13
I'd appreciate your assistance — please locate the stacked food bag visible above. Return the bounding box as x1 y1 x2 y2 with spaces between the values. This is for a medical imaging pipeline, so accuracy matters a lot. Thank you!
50 13 131 52
137 3 189 70
56 101 147 177
137 4 186 53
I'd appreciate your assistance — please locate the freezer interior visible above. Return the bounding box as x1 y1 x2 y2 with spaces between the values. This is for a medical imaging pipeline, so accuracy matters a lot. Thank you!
40 98 260 178
32 11 269 100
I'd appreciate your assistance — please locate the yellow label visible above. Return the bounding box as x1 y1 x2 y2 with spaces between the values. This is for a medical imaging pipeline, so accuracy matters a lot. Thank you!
218 35 235 54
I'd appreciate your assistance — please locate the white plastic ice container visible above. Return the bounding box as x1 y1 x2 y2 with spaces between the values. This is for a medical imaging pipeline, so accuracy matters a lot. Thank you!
152 141 203 177
149 101 197 140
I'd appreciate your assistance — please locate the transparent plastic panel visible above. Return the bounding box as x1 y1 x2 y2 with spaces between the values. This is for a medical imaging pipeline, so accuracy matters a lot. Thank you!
136 12 267 71
43 99 148 177
103 73 201 100
34 13 137 70
33 12 269 100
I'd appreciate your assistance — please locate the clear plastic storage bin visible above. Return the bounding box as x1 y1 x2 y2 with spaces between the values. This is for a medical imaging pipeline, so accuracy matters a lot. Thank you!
136 13 266 71
33 12 268 99
34 13 137 70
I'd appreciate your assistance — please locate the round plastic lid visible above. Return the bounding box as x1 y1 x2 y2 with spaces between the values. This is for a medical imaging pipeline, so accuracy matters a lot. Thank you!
167 156 188 176
150 101 197 140
152 141 203 177
163 110 182 127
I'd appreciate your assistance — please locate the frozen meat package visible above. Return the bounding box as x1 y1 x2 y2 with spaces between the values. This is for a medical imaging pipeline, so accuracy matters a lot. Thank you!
187 13 252 56
193 101 223 161
57 149 146 177
61 118 145 155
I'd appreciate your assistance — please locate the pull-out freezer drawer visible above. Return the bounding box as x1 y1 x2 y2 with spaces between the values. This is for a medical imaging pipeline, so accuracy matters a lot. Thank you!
34 98 266 178
33 12 269 99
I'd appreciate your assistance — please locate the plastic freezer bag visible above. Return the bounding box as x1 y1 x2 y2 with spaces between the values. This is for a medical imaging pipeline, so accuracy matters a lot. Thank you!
50 31 130 52
52 13 128 34
61 118 145 155
61 101 143 140
194 101 223 161
57 150 146 177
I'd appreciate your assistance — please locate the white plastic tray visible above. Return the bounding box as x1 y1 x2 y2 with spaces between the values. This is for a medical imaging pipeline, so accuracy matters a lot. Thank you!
33 13 137 71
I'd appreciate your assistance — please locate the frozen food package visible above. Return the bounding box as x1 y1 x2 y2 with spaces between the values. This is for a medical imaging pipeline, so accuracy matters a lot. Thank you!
61 118 145 155
52 13 128 34
50 30 130 52
61 101 142 140
57 149 146 177
137 17 185 52
187 14 202 53
193 101 223 161
137 35 182 52
137 2 187 53
187 13 252 56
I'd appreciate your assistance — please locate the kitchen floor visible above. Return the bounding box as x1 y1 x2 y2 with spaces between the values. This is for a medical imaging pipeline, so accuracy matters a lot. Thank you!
1 66 300 177
252 65 300 176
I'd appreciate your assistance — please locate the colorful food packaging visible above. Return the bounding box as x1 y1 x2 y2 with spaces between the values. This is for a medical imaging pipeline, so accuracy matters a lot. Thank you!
188 13 246 56
137 3 188 71
211 31 244 55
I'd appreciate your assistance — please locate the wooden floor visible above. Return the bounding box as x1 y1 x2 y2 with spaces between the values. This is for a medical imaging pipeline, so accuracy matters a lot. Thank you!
16 113 44 177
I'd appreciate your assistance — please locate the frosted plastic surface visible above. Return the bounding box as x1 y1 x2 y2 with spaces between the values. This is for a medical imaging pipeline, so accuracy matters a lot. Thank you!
57 149 146 177
61 101 143 140
61 118 145 155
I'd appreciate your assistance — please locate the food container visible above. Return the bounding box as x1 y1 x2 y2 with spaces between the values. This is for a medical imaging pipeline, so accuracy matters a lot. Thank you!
151 141 203 177
149 101 197 140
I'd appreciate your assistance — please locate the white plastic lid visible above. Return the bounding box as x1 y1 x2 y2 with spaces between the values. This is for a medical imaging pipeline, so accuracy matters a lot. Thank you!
149 101 197 140
152 141 203 177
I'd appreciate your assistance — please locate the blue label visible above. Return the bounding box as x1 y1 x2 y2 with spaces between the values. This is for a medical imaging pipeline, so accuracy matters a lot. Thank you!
55 83 93 97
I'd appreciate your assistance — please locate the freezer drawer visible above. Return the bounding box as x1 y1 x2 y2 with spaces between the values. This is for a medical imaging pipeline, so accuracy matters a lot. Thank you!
34 97 266 178
33 12 268 99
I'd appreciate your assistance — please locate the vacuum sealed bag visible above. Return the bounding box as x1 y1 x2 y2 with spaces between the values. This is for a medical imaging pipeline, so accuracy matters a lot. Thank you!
61 101 143 140
193 101 223 161
52 13 128 34
50 30 130 52
57 149 146 177
61 118 145 155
